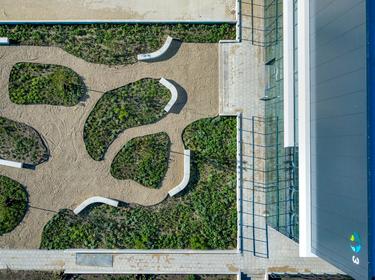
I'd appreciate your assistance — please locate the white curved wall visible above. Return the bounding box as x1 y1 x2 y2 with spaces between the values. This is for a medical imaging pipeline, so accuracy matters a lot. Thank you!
168 149 191 197
0 159 23 169
159 78 178 112
137 36 174 61
74 196 119 214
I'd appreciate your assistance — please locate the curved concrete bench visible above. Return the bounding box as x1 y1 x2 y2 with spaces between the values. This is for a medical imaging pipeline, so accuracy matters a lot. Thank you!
74 196 119 215
137 36 174 61
0 37 9 45
159 78 178 112
0 159 23 169
168 149 191 197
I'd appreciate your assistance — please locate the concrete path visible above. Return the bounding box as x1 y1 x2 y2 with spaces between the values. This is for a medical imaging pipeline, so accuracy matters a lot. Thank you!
0 0 236 22
0 230 342 275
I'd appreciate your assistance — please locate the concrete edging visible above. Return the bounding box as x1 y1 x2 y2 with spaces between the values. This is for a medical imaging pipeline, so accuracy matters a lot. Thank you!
65 249 238 254
159 77 178 112
0 37 9 45
168 149 191 197
0 159 23 169
137 36 174 61
73 197 119 215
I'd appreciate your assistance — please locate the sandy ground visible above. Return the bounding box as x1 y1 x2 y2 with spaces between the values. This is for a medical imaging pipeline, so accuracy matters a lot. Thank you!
0 0 235 22
0 43 218 248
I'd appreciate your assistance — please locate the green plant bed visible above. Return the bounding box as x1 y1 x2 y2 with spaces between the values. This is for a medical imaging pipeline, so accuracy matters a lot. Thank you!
0 175 28 235
0 24 236 65
111 132 170 189
84 78 170 161
41 116 237 250
9 62 85 106
182 116 237 169
0 117 49 165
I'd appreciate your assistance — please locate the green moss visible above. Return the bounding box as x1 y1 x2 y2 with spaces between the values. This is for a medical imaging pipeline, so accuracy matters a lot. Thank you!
9 62 85 106
84 78 170 161
41 116 236 250
0 117 49 165
0 24 236 65
111 132 170 189
0 175 28 235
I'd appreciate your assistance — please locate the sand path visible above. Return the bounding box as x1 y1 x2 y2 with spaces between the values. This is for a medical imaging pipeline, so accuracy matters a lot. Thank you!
0 43 218 248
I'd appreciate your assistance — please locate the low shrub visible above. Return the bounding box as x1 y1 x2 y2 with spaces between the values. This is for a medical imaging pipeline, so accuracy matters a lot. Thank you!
0 175 28 235
0 117 49 165
9 62 85 106
111 132 170 189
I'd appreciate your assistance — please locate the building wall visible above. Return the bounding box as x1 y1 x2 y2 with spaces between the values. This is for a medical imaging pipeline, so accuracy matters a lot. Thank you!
309 0 368 279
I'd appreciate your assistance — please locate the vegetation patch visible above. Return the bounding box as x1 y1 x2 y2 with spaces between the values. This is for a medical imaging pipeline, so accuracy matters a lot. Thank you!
84 78 170 161
0 175 28 235
9 62 85 106
0 117 49 165
41 116 237 250
0 24 235 65
111 132 170 189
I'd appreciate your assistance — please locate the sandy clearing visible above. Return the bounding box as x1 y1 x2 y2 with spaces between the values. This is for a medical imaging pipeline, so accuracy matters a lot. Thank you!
0 43 218 248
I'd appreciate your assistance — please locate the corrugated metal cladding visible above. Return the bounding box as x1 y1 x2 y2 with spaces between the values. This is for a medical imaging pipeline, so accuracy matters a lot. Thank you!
309 0 368 279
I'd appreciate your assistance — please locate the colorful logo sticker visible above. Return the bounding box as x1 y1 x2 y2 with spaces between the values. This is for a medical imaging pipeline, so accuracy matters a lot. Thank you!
350 232 362 254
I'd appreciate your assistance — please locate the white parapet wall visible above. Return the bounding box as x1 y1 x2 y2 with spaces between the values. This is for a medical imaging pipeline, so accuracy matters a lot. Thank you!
168 149 191 197
0 37 9 45
73 196 119 215
137 36 174 61
283 0 295 148
0 159 23 169
159 77 178 112
298 0 315 258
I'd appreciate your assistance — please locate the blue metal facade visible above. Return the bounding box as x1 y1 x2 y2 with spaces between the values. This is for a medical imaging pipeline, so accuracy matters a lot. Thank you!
310 0 369 279
368 0 375 278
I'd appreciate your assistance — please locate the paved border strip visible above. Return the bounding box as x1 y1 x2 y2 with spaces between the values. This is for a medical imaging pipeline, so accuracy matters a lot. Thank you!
73 197 119 215
0 20 237 24
159 77 178 112
168 149 191 197
138 36 174 61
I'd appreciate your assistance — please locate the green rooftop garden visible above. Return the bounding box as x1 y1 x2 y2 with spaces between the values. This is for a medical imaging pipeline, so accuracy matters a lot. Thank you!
9 62 85 106
0 24 236 65
41 116 237 250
